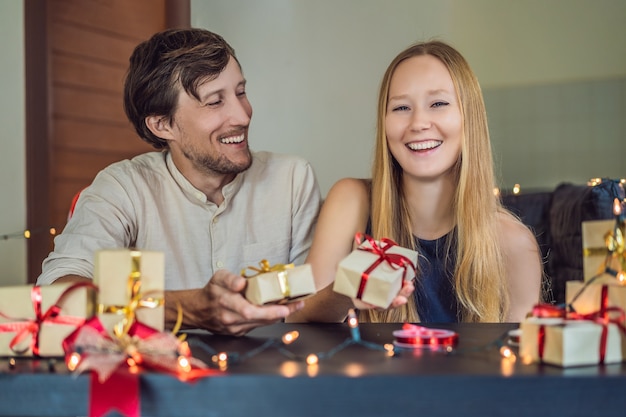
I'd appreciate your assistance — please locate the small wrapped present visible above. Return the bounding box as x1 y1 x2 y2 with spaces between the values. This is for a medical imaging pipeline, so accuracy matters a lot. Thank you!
243 260 316 305
582 219 620 281
333 234 417 309
566 277 626 316
0 282 93 357
519 316 623 367
94 249 164 334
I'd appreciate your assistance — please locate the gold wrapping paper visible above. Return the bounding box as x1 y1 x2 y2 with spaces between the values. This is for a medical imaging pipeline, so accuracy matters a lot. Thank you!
519 317 623 367
94 249 164 334
582 219 619 281
244 263 316 305
0 283 92 357
333 239 417 309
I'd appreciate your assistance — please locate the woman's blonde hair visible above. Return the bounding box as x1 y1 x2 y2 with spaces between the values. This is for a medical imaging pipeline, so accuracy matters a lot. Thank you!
360 40 508 323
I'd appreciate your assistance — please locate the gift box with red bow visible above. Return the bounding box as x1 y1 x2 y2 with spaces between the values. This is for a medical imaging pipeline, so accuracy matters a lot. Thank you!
243 261 316 305
333 234 417 309
0 282 93 356
520 299 626 367
94 249 164 334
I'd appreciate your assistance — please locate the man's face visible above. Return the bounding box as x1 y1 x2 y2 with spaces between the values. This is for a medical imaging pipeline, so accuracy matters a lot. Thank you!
168 56 253 177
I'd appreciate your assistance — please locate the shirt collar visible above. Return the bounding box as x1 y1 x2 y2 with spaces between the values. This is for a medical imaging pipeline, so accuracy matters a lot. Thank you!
165 150 246 205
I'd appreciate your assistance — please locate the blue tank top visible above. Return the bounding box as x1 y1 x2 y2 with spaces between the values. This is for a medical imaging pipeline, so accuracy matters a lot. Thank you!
413 233 459 323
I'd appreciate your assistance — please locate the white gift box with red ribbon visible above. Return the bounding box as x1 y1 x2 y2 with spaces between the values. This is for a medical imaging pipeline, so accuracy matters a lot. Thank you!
519 317 623 367
333 235 417 309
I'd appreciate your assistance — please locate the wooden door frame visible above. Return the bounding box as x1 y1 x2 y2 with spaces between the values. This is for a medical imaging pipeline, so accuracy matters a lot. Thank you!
24 0 190 283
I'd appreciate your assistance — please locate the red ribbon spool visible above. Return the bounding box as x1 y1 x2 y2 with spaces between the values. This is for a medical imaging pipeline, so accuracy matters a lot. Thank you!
393 323 458 348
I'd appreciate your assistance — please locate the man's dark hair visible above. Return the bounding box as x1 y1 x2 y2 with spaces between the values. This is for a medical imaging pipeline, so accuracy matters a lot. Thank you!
123 28 237 149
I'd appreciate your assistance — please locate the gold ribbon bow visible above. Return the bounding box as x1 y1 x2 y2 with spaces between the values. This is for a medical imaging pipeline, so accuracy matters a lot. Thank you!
241 259 294 297
97 250 164 337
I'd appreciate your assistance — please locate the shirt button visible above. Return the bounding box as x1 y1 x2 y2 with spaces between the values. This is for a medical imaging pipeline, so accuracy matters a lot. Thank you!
212 217 218 224
216 261 224 268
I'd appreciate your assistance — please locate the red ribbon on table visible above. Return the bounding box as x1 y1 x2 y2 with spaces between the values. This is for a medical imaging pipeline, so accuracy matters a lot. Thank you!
532 285 626 364
393 323 458 348
63 316 219 417
354 233 416 300
0 282 95 356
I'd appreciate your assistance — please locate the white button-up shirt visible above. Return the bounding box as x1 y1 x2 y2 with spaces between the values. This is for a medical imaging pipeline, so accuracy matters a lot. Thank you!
37 150 321 290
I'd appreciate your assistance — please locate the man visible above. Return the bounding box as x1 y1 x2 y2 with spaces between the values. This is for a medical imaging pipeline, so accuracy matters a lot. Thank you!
37 28 321 336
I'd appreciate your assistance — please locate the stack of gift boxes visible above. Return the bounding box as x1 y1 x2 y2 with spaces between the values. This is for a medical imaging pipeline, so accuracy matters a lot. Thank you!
520 197 626 367
0 249 165 358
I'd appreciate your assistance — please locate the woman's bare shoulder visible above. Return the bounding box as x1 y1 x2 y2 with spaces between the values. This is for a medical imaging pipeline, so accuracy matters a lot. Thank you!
496 210 538 252
325 178 370 206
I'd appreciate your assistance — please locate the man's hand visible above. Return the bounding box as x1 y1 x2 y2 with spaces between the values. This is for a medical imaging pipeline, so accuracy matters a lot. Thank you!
165 270 304 336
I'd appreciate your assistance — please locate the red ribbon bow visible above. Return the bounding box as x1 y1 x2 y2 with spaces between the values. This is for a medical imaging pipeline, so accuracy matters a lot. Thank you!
63 316 219 417
0 282 94 356
354 233 416 300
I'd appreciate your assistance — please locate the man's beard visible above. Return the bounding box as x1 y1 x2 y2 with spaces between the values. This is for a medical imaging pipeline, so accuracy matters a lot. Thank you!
182 145 253 176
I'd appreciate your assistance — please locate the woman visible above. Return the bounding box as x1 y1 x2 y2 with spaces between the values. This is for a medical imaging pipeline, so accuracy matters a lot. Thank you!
289 40 542 323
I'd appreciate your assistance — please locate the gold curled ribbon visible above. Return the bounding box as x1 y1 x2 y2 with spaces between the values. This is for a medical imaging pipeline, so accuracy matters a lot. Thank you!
97 250 164 338
241 259 294 297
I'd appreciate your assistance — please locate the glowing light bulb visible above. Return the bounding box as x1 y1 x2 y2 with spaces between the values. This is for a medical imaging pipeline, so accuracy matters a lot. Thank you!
282 331 299 345
614 198 622 217
23 230 31 239
384 343 395 357
347 309 361 341
67 352 81 371
177 356 191 373
306 354 319 365
618 271 626 284
49 227 57 235
347 309 358 328
512 184 521 195
493 187 501 197
499 345 516 361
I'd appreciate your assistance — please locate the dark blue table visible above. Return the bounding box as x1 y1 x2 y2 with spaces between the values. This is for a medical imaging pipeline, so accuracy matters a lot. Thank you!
1 322 625 416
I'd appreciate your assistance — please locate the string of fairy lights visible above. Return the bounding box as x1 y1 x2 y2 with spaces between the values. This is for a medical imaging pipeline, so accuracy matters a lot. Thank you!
1 227 57 241
185 309 517 372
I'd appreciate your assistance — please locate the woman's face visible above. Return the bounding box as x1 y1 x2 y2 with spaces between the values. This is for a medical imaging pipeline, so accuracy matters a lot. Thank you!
385 54 462 182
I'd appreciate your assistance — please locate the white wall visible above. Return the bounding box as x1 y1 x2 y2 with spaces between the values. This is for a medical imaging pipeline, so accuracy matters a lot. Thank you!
191 0 626 195
0 1 26 286
448 0 626 87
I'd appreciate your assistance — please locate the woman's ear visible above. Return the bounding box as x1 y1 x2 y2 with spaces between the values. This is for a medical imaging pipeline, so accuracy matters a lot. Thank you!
145 115 175 141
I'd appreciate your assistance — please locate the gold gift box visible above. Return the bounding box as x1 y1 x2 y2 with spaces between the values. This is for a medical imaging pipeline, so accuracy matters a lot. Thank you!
94 249 164 333
582 219 618 281
333 240 417 309
245 263 316 305
0 283 92 357
520 317 623 367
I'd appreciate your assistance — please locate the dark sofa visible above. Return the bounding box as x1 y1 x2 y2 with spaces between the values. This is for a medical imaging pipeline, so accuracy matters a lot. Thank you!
500 179 625 305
